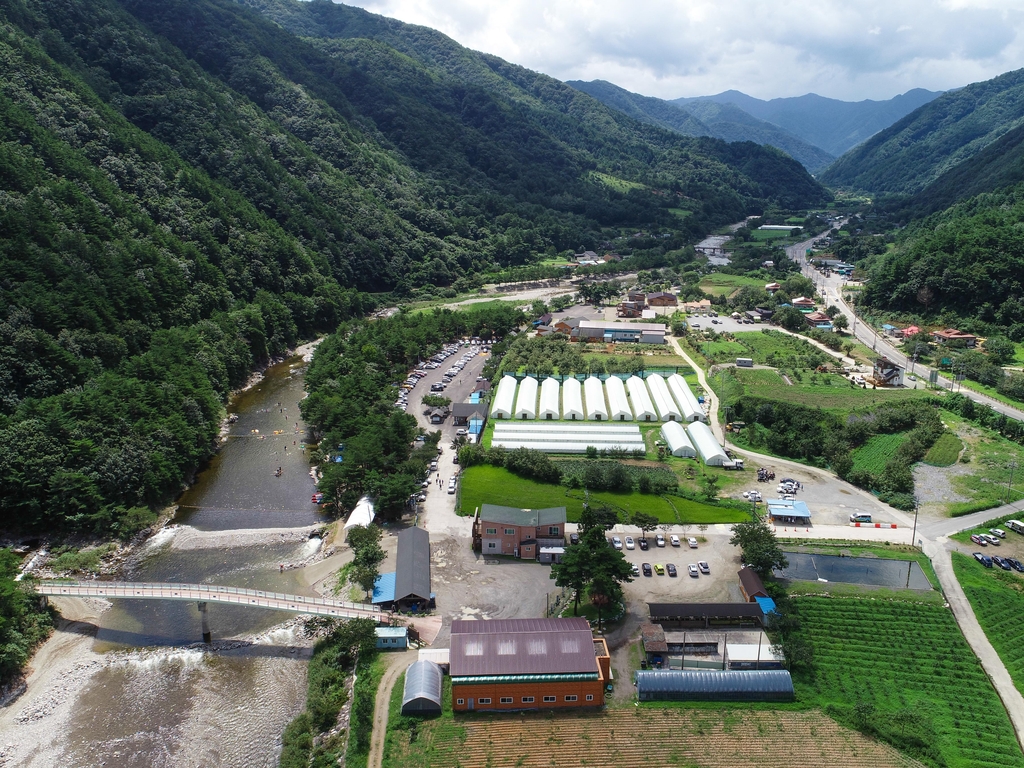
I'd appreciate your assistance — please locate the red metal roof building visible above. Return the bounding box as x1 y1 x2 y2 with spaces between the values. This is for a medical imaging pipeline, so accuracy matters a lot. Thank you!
449 618 611 711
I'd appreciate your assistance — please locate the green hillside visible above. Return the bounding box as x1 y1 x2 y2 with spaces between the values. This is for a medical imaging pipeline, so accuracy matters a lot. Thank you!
0 0 827 535
821 68 1024 194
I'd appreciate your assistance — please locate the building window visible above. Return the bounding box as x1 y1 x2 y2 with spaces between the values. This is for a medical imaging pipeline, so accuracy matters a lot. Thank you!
457 699 465 705
543 696 556 703
487 542 496 549
548 526 560 536
485 527 497 535
522 697 535 703
500 697 513 704
478 698 491 705
505 528 516 535
565 695 577 702
586 695 594 701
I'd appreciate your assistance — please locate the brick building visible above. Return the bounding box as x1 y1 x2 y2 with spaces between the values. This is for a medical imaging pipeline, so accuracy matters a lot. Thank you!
472 504 565 558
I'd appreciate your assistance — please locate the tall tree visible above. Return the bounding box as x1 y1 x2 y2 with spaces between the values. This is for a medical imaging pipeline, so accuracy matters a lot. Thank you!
729 518 788 578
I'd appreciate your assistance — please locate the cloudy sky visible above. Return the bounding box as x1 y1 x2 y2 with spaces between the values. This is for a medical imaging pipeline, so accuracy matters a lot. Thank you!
341 0 1024 101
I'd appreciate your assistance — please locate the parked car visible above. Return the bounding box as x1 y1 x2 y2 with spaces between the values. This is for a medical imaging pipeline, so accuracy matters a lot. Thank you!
625 536 635 550
611 536 623 550
455 428 468 436
990 528 1007 538
666 564 678 577
973 552 993 567
697 561 710 574
687 563 699 577
569 533 580 545
670 535 680 547
850 513 872 523
1008 558 1024 573
638 538 650 551
993 556 1012 571
655 534 665 547
653 563 665 575
687 537 698 549
971 534 988 546
642 563 653 577
983 534 1001 546
631 563 640 577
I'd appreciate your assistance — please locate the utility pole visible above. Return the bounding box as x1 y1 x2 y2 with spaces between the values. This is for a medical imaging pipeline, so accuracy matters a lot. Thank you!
911 496 920 549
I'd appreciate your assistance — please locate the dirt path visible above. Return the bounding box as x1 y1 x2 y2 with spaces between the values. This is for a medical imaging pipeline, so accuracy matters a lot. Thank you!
367 650 416 768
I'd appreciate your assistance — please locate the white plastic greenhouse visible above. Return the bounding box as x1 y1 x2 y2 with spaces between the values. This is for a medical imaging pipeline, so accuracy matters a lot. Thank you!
491 423 644 453
584 377 609 421
344 496 375 532
686 421 728 465
626 376 657 422
668 374 704 422
538 378 561 420
605 377 633 421
514 375 538 420
660 421 696 457
562 378 584 420
490 375 517 419
647 374 681 422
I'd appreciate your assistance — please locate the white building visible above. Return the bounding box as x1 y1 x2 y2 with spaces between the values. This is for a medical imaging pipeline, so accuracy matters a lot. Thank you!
514 375 538 420
668 374 704 423
490 376 517 419
686 421 728 465
646 374 681 422
538 377 560 420
605 377 633 421
584 376 609 421
660 421 696 457
626 375 657 422
562 378 584 421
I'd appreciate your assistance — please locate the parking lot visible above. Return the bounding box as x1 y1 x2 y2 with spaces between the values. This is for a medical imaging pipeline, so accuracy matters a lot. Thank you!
686 311 762 335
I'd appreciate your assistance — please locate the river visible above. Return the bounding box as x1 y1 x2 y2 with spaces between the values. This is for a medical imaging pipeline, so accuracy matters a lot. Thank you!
40 355 329 767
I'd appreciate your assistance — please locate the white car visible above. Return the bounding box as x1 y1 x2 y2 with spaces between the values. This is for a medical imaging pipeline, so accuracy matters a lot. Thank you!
611 536 623 550
990 528 1007 538
670 535 680 547
687 564 699 577
625 536 635 550
655 534 665 547
687 537 698 549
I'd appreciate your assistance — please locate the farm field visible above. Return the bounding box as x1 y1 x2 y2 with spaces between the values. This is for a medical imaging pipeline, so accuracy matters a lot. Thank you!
952 552 1024 696
922 432 962 466
792 596 1023 768
385 701 929 768
851 433 906 474
456 465 747 524
698 273 767 296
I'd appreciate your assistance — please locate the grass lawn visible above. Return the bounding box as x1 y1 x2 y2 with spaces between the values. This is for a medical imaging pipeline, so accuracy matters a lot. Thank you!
750 228 794 241
791 595 1023 768
456 465 747 524
952 551 1024 696
850 433 905 474
923 432 962 465
939 410 1024 516
698 273 766 297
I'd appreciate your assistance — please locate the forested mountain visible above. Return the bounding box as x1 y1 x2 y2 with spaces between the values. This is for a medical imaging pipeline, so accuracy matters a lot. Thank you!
821 69 1024 194
676 89 942 158
568 80 835 172
0 0 827 535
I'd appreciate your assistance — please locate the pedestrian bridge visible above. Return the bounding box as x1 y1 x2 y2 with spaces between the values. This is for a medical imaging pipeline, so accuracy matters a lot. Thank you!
35 581 384 624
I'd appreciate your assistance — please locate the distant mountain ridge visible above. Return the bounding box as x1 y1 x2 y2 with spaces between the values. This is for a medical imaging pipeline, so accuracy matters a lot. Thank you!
674 89 943 158
568 80 835 172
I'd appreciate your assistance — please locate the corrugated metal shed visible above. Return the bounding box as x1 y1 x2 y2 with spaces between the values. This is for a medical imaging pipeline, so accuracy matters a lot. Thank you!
646 374 681 422
394 526 431 604
514 375 538 420
562 377 584 420
371 571 396 604
626 376 657 422
538 377 560 419
451 617 590 635
402 660 443 715
490 376 517 419
660 421 696 457
605 376 633 421
583 377 609 420
686 421 728 465
450 623 599 677
635 670 794 701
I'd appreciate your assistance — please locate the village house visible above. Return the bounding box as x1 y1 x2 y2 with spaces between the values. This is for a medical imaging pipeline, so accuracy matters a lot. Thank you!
804 311 833 330
646 291 678 307
790 296 816 310
932 328 977 348
472 504 566 559
764 282 781 293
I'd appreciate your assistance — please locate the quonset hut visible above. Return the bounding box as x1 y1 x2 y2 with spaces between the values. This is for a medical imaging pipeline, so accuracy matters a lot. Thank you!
584 377 609 421
538 378 560 420
562 378 584 420
686 422 728 465
668 374 704 422
490 376 517 419
660 421 696 457
626 376 657 422
634 670 793 702
605 377 633 421
514 376 538 420
401 660 443 715
646 374 681 422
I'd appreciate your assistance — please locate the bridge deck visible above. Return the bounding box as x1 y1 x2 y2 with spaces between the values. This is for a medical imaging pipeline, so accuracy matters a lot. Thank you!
35 581 384 622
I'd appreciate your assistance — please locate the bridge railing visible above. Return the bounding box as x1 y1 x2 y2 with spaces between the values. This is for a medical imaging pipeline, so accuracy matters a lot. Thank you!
37 580 381 615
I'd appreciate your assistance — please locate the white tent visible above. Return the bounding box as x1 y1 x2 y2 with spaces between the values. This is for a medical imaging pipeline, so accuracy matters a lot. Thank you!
647 374 681 422
584 376 609 421
491 423 644 453
562 378 584 420
538 378 561 420
344 496 375 532
668 374 704 422
660 421 696 457
605 377 633 421
514 375 538 420
490 376 517 419
627 375 657 422
686 421 728 465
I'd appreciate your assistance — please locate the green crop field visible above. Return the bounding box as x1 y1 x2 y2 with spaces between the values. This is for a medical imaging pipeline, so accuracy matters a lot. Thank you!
698 274 766 297
750 228 794 241
851 433 906 474
792 596 1023 768
733 368 786 386
952 552 1024 696
923 432 962 466
456 465 747 524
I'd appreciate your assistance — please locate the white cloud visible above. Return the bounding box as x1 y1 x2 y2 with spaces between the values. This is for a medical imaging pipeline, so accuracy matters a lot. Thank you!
338 0 1024 100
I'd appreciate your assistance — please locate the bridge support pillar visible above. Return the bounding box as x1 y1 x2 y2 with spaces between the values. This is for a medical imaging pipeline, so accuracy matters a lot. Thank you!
198 601 211 644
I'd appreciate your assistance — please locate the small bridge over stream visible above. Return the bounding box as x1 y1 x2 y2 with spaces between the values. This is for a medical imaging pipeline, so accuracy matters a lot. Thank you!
35 581 384 642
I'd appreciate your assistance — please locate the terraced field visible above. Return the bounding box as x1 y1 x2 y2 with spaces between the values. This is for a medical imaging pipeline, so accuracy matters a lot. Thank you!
393 708 926 768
